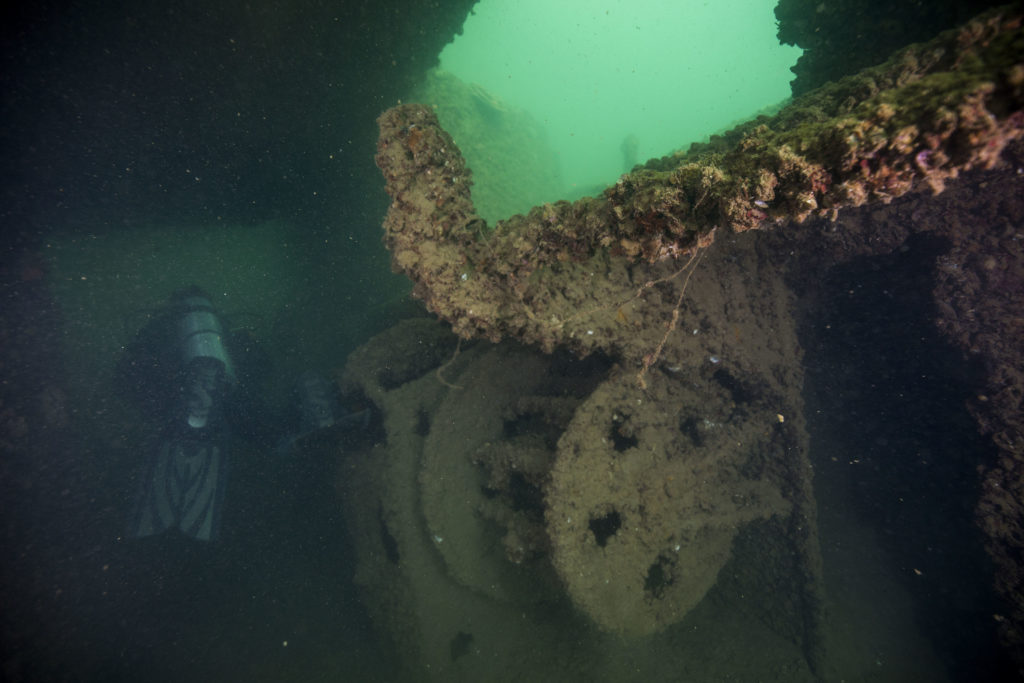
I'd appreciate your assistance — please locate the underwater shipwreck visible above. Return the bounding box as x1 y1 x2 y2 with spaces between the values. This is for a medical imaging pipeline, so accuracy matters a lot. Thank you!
333 6 1024 681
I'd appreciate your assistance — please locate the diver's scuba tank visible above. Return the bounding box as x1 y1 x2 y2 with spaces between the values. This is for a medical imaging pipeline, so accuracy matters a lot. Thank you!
170 289 236 430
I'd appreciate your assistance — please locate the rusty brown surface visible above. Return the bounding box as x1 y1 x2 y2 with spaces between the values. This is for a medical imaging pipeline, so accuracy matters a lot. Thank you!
364 4 1024 674
375 7 1023 362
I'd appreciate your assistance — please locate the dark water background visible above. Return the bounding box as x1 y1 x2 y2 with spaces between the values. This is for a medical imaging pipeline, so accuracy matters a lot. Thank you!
0 2 1016 681
1 3 433 680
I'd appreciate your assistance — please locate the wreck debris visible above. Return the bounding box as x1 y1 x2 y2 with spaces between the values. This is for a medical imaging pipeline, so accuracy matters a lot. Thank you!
926 167 1024 660
340 311 824 678
355 4 1024 677
545 365 793 637
341 210 827 673
774 0 1009 96
375 7 1024 365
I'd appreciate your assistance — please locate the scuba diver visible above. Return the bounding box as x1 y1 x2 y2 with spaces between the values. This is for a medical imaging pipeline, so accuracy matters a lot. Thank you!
118 286 365 542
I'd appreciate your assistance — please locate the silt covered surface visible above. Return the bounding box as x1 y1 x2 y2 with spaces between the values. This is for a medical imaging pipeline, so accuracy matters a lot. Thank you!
342 4 1024 680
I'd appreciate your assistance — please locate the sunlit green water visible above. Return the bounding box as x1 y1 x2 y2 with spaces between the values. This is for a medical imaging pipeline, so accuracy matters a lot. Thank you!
439 0 800 197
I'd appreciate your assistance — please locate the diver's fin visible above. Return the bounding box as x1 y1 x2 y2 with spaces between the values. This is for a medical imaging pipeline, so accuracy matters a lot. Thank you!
130 434 228 541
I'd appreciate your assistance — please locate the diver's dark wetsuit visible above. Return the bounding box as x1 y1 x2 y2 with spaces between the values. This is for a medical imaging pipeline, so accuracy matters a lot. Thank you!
117 286 273 541
118 285 369 544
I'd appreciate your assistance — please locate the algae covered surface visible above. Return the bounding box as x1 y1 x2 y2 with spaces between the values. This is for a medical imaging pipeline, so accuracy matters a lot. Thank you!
349 4 1024 680
374 7 1024 378
3 2 1024 682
